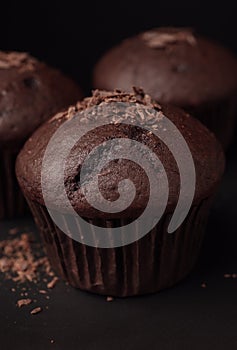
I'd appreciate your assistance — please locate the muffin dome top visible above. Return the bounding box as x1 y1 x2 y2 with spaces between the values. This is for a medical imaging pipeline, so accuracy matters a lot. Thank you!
93 27 237 107
16 89 224 218
0 51 82 146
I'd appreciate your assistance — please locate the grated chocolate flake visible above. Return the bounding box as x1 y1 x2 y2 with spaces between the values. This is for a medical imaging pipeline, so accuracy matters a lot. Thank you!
17 298 32 308
30 307 42 315
47 277 59 289
0 51 37 71
106 296 114 302
141 28 196 49
0 229 58 314
39 289 47 294
0 232 55 284
9 228 19 235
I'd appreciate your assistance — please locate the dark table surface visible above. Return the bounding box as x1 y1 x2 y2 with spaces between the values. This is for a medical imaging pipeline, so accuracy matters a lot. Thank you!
0 143 236 350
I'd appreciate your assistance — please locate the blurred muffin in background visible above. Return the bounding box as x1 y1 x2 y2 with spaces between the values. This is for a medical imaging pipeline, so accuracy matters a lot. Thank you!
93 27 237 149
0 51 82 219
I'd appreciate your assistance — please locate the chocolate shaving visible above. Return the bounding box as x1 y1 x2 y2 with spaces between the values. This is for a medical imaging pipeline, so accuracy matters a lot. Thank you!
39 289 47 294
30 307 42 315
141 28 196 49
106 296 114 302
9 228 19 235
47 277 59 289
17 298 32 308
224 273 237 279
0 232 55 284
0 51 37 71
0 230 60 316
50 87 162 124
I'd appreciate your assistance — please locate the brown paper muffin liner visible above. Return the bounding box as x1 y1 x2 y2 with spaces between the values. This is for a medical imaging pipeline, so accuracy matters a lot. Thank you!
26 196 213 297
0 149 28 219
187 95 237 150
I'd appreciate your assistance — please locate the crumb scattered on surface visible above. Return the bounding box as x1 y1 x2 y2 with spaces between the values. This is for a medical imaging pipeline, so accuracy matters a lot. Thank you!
30 307 42 315
0 232 54 284
0 229 59 316
50 339 55 344
39 289 47 294
17 298 32 308
47 277 59 289
106 296 114 302
201 283 207 288
224 273 237 279
9 228 19 235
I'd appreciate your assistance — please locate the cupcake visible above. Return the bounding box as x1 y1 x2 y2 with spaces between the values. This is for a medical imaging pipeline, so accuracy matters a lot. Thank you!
0 51 82 219
93 27 237 149
16 88 225 297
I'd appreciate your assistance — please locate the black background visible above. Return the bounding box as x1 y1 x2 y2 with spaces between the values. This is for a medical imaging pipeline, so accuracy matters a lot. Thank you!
1 0 237 95
0 1 237 349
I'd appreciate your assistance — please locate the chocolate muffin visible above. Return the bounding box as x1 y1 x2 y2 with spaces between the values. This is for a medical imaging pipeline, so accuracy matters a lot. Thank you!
16 88 225 297
93 27 237 149
0 51 82 219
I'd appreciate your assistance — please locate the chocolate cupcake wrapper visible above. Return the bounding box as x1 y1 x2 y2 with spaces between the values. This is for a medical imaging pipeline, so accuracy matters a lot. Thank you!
0 149 28 219
188 95 237 150
27 197 213 297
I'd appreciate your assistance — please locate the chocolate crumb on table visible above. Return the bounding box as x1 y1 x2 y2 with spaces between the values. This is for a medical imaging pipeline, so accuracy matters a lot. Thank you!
224 273 237 279
106 296 114 302
30 307 42 315
17 298 32 308
0 230 56 283
39 289 47 294
47 277 59 289
0 232 55 283
0 229 59 315
9 228 19 235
